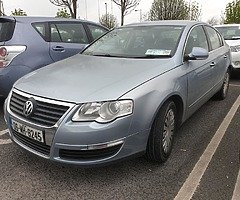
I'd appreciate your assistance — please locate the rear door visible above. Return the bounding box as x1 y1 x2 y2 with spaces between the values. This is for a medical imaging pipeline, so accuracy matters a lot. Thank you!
204 26 229 86
85 23 108 41
49 22 90 62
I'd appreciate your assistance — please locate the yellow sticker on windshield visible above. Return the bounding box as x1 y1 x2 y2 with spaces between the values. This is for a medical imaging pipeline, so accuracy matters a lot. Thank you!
145 49 171 56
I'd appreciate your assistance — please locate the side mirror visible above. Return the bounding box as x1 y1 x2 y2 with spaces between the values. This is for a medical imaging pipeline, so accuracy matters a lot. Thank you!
184 47 209 61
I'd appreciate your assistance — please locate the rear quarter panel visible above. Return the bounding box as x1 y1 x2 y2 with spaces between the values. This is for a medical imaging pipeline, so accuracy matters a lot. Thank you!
5 20 53 71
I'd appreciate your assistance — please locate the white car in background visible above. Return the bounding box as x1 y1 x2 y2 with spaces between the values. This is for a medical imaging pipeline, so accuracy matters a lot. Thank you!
215 24 240 73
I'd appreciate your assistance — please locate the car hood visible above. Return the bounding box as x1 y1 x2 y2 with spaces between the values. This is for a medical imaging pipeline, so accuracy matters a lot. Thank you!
225 39 240 46
15 54 177 103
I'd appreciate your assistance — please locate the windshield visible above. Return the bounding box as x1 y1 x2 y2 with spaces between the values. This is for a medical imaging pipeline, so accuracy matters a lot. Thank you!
215 26 240 40
82 25 184 58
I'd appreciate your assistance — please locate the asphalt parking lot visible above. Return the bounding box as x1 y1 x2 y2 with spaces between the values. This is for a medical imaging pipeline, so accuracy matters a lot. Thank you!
0 77 240 200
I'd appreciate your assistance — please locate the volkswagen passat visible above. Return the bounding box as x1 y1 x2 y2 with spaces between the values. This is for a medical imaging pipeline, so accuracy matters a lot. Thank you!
4 21 231 166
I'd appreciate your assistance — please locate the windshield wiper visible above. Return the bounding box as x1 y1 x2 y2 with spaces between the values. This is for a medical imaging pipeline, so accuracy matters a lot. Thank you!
92 53 114 57
224 37 240 40
92 53 128 58
130 55 172 59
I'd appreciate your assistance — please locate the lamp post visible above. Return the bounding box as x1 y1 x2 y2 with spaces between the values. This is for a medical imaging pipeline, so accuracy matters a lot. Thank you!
135 9 142 22
105 3 108 26
85 0 88 19
98 0 100 20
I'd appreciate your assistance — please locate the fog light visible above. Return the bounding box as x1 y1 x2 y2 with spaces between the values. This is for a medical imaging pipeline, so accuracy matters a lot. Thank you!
234 61 240 66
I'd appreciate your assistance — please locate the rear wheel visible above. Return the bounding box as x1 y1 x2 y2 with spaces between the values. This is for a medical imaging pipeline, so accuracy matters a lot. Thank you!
215 70 230 100
146 101 177 163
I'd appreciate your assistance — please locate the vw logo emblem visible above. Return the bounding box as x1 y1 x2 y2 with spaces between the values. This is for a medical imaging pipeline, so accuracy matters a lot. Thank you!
23 100 34 117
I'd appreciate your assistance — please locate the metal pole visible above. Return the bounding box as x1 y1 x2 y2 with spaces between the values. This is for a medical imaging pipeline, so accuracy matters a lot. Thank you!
85 0 88 19
140 9 142 22
98 0 100 20
135 9 142 22
111 0 113 15
0 0 2 16
105 3 108 25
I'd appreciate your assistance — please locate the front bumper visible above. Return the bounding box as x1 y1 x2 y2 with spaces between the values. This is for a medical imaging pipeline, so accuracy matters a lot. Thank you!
4 90 149 166
231 52 240 69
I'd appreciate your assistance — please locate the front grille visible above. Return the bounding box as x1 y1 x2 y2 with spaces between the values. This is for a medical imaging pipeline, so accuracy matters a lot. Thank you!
10 91 70 127
13 130 51 156
59 144 122 160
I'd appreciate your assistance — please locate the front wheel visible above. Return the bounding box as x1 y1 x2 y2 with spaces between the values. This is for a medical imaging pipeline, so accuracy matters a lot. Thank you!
146 101 177 163
215 70 230 100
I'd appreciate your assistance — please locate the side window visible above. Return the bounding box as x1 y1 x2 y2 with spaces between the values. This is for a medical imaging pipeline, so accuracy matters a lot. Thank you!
32 23 47 41
205 26 222 50
50 23 88 44
88 24 107 40
217 32 224 46
185 26 209 55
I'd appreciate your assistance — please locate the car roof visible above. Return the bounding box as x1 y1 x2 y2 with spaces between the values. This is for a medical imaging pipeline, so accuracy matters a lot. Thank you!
214 24 240 27
0 16 106 28
124 20 206 27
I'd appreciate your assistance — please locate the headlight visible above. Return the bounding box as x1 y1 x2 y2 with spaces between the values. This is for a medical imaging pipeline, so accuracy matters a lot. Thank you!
230 45 240 52
72 100 133 123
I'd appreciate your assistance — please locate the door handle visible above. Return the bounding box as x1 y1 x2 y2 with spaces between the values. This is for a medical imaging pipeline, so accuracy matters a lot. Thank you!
224 55 228 59
52 46 65 52
210 62 216 67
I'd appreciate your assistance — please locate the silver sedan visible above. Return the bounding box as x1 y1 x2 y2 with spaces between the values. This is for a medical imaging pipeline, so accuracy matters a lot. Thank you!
4 20 231 166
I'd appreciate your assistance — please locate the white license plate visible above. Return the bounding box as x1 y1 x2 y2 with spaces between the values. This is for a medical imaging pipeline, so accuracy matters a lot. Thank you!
11 119 45 143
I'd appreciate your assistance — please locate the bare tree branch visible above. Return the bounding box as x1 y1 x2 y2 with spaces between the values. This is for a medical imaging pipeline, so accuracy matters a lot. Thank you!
113 0 142 26
148 0 201 21
50 0 77 18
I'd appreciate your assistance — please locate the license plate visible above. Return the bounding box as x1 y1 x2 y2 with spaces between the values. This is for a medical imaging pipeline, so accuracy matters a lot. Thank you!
11 119 45 143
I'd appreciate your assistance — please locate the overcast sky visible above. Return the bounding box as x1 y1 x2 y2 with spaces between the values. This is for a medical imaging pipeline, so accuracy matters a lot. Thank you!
3 0 233 24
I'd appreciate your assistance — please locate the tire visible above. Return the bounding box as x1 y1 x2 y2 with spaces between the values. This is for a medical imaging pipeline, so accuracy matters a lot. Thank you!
215 70 230 100
146 101 177 163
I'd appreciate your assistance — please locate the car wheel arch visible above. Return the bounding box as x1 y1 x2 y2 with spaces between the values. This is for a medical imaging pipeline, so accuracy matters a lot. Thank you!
149 94 185 132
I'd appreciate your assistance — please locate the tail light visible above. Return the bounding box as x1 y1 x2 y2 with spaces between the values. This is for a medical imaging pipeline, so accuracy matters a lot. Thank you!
0 46 26 68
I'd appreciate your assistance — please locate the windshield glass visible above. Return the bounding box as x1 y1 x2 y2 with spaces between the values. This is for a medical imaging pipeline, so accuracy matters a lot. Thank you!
82 25 184 58
215 26 240 40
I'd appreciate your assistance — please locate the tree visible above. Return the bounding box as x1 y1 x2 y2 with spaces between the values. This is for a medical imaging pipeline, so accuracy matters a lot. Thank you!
148 0 201 21
225 0 240 24
113 0 141 26
50 0 77 18
206 17 219 26
100 14 118 29
56 8 71 18
11 8 27 16
188 1 201 20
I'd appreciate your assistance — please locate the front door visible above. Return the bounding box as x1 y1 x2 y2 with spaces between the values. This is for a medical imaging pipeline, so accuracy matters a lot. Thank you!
184 25 213 116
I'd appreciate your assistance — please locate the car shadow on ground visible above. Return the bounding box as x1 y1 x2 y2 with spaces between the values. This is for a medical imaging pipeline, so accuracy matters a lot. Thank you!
231 70 240 80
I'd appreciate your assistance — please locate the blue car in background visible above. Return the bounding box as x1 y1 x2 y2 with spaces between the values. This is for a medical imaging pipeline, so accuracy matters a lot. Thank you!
0 16 108 99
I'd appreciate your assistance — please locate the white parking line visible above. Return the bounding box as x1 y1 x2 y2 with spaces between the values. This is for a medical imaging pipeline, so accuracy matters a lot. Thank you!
174 94 240 200
0 129 8 136
232 167 240 200
0 139 12 145
230 84 240 87
0 129 12 144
